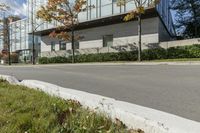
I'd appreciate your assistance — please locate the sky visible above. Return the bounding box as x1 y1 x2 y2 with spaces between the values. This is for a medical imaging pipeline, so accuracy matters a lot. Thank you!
0 0 27 17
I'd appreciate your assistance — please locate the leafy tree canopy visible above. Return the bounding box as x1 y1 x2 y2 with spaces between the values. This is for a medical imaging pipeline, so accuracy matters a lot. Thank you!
37 0 86 41
171 0 200 38
37 0 86 63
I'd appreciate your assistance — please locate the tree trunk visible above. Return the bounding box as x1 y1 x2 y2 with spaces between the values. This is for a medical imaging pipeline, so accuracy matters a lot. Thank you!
71 30 75 63
138 14 142 62
3 18 11 65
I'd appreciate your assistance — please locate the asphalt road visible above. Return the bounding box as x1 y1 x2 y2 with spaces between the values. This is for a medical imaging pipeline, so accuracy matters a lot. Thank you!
0 64 200 122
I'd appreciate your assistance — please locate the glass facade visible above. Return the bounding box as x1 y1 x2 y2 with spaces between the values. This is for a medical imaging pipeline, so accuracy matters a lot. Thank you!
9 18 40 62
27 0 58 32
27 0 169 32
10 19 28 52
157 0 176 36
27 0 174 35
77 0 161 22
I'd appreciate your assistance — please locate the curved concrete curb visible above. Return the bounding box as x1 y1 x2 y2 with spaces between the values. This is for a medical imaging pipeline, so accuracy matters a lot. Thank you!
0 75 19 85
1 75 200 133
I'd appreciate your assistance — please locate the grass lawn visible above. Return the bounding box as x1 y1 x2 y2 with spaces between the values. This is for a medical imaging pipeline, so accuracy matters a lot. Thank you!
150 58 200 62
0 80 142 133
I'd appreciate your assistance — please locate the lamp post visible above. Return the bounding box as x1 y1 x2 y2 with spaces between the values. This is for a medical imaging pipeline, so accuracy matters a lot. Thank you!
3 16 11 65
7 17 14 65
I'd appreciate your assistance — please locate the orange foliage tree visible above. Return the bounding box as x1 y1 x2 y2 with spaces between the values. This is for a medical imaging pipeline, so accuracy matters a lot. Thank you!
37 0 86 63
118 0 160 61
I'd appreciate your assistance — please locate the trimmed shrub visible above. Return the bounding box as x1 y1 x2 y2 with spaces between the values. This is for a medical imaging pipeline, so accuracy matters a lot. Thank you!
187 44 200 58
49 56 69 63
74 52 138 63
142 48 167 60
167 47 190 59
38 44 200 64
39 57 49 64
166 44 200 59
39 56 70 64
117 51 138 61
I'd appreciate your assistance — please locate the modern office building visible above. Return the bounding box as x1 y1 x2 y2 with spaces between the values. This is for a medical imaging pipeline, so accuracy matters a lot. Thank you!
1 0 176 61
33 0 175 57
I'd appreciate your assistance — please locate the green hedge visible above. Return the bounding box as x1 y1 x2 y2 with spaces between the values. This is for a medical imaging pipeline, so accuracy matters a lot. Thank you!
39 56 71 64
75 52 138 63
39 44 200 64
142 48 167 60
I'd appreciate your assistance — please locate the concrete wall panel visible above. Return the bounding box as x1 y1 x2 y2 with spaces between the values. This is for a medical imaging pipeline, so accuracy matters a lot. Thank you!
41 17 160 53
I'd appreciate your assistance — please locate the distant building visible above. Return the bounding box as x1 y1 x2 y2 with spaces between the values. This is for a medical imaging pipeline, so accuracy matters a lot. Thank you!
35 0 176 57
9 19 31 62
0 12 6 51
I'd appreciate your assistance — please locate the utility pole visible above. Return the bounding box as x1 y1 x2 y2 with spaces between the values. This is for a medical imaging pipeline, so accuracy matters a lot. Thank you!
71 30 75 63
138 14 142 62
137 1 142 62
31 0 35 65
7 19 11 66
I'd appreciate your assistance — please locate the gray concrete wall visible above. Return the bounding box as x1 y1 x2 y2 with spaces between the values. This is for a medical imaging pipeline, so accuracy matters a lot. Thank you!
160 38 200 49
41 45 138 57
41 38 200 58
41 16 187 58
40 17 160 54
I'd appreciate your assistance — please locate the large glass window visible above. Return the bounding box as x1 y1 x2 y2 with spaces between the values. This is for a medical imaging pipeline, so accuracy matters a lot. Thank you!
59 41 66 50
103 35 113 47
75 41 80 49
51 41 55 51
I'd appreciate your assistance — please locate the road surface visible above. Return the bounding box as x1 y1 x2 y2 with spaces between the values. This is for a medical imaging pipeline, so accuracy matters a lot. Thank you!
0 64 200 122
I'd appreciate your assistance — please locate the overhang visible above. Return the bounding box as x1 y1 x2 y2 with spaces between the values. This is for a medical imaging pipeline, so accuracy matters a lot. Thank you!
34 7 158 36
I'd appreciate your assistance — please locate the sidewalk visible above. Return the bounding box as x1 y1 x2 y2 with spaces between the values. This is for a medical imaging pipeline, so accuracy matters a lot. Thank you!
1 61 200 67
